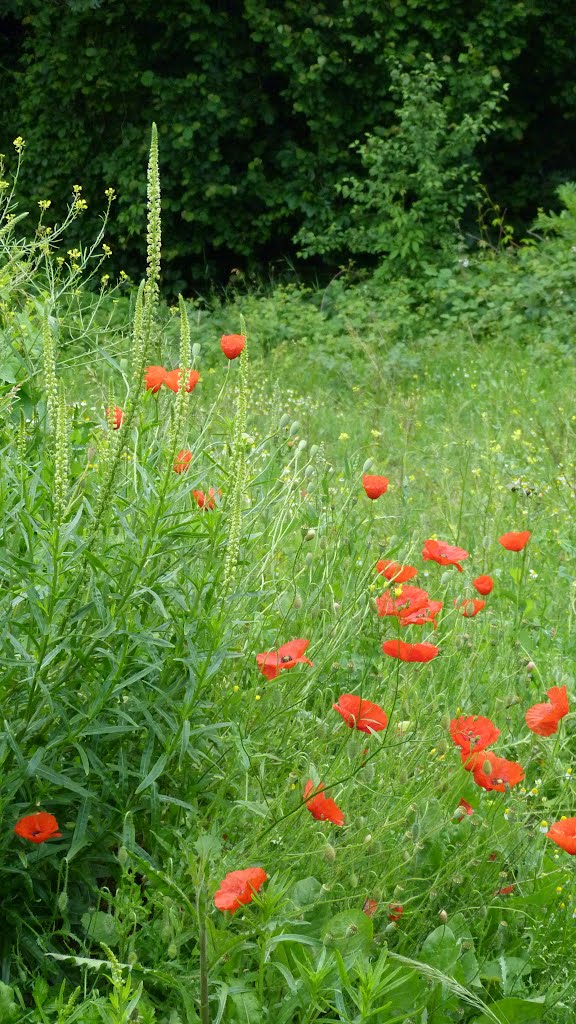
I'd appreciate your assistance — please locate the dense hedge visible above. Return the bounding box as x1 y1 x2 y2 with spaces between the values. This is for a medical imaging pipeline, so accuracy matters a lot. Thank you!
1 0 576 290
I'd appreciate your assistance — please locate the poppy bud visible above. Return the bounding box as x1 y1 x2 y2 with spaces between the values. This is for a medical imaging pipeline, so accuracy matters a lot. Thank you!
438 909 448 924
310 444 319 457
362 458 374 473
297 438 307 451
452 806 467 822
192 343 201 359
289 421 300 436
304 529 316 542
350 873 359 887
58 891 68 913
364 834 373 844
385 922 397 934
526 661 536 672
305 553 313 565
304 465 315 478
293 593 303 609
333 602 341 612
323 844 336 863
393 885 404 898
279 414 290 429
402 850 410 862
483 758 492 775
168 943 178 959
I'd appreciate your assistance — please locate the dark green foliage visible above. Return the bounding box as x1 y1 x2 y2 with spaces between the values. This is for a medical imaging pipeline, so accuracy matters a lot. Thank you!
2 0 576 287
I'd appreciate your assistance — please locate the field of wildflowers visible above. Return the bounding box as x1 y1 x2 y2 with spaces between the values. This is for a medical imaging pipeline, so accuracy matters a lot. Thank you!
0 128 575 1022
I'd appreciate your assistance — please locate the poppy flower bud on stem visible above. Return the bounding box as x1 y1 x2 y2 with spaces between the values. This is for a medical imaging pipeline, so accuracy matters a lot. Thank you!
289 421 300 436
438 909 448 924
526 661 536 672
293 593 303 609
324 844 336 863
362 458 375 474
192 343 201 359
304 529 316 542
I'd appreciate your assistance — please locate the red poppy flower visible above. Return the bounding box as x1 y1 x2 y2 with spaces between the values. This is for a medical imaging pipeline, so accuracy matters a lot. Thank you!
450 715 500 755
106 406 123 429
496 885 515 896
400 599 443 627
221 334 246 360
382 639 439 662
333 694 388 733
473 575 494 596
388 902 404 922
472 752 525 792
14 811 61 844
498 530 531 552
376 560 418 583
144 365 166 392
525 686 569 737
193 488 221 510
422 539 469 571
548 685 569 717
256 639 313 681
173 449 193 473
376 585 430 619
455 598 486 618
214 867 268 913
546 818 576 855
362 475 389 499
303 780 344 826
363 898 378 918
460 749 482 772
454 798 474 820
164 368 201 393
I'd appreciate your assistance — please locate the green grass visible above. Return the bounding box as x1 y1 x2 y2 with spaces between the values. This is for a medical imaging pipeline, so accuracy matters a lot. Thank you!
0 138 576 1023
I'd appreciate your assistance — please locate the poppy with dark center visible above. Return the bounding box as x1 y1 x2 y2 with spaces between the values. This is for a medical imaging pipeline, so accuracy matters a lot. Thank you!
498 530 531 551
388 903 404 922
106 406 123 429
382 639 439 663
14 811 61 844
472 752 525 792
546 818 576 855
525 685 569 737
173 449 193 473
456 598 486 618
376 585 429 620
362 475 389 499
214 867 268 912
376 560 418 583
333 694 388 733
144 365 166 392
303 780 344 826
256 639 313 680
193 488 221 510
473 575 494 596
363 898 378 918
422 539 469 571
450 715 500 755
400 599 443 627
221 334 246 360
164 368 201 393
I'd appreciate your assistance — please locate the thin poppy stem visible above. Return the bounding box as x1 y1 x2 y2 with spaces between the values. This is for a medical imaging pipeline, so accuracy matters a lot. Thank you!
515 543 529 627
197 883 210 1024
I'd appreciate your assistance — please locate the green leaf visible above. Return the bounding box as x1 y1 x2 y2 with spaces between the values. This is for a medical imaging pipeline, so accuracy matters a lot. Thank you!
420 926 460 973
472 996 545 1023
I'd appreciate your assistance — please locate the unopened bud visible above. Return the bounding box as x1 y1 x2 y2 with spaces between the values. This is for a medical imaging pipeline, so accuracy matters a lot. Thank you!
350 872 358 887
192 343 201 359
279 414 290 429
364 833 373 844
438 909 448 924
304 465 315 478
526 661 536 672
293 593 303 609
305 552 313 566
304 528 316 541
297 438 307 451
57 891 68 913
309 444 319 457
168 943 178 959
452 806 467 822
289 420 300 436
362 458 375 474
333 602 341 612
118 846 128 866
483 759 492 775
324 843 336 863
385 922 397 934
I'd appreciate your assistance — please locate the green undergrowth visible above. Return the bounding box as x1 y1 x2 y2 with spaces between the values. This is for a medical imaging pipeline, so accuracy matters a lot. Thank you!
0 132 575 1023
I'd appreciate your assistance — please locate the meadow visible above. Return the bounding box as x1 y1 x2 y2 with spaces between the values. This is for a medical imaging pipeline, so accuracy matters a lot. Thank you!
0 128 575 1023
